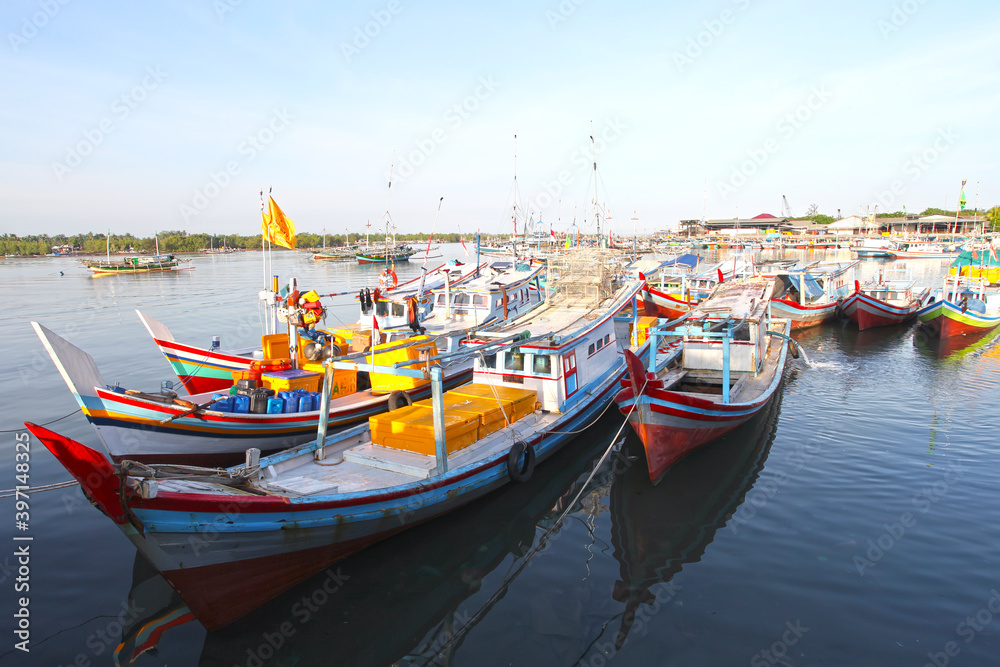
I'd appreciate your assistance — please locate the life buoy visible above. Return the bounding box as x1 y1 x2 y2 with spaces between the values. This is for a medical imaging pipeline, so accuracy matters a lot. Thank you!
380 268 398 290
507 440 535 483
387 390 412 411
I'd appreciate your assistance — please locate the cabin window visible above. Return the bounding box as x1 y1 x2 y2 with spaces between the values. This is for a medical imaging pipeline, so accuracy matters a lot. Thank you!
391 303 405 318
588 343 595 355
473 294 487 306
455 293 470 306
604 334 611 345
437 293 446 304
495 298 502 308
533 354 551 375
505 351 525 372
481 353 497 369
376 301 389 317
596 338 604 350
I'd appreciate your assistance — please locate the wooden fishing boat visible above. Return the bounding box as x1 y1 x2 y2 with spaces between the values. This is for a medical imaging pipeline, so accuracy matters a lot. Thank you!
85 253 181 274
27 251 653 630
840 271 931 330
885 242 961 259
356 245 416 264
33 323 472 465
614 277 791 483
917 277 1000 340
948 248 1000 286
138 262 486 395
853 238 896 258
761 260 858 329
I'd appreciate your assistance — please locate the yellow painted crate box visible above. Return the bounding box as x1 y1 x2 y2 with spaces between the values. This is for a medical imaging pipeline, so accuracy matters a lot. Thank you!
261 369 323 393
295 363 358 398
629 316 660 345
368 405 479 456
368 335 437 392
448 384 537 422
413 394 508 440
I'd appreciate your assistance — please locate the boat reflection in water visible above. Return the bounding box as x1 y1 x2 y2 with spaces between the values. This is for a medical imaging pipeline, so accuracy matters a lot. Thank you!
607 386 783 650
114 416 626 665
115 394 783 665
913 324 1000 361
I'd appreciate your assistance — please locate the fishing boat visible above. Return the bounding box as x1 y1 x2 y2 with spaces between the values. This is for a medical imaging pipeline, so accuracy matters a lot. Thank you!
840 270 931 330
916 276 1000 340
635 254 702 319
32 323 473 465
853 238 896 258
139 262 485 395
885 242 961 259
26 250 654 630
356 245 416 264
614 277 792 483
948 247 1000 285
85 253 181 274
761 260 858 329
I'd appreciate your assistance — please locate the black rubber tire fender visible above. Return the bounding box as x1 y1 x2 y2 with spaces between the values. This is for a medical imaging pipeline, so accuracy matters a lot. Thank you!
387 390 413 411
507 440 536 483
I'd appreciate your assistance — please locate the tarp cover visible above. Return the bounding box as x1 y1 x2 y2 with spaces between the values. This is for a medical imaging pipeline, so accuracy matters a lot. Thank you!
781 272 824 300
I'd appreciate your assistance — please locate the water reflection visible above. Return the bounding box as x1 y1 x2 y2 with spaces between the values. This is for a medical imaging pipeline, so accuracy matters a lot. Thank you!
913 324 1000 361
606 387 783 650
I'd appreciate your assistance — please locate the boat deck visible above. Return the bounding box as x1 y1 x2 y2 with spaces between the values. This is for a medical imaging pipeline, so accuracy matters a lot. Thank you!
249 411 554 497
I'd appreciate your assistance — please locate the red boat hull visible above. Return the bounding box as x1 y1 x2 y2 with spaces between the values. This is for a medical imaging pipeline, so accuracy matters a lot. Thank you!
843 292 920 330
638 285 695 320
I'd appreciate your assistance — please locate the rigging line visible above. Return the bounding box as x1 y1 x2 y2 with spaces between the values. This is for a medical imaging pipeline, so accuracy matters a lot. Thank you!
0 407 82 432
420 371 649 666
0 480 78 498
0 613 121 660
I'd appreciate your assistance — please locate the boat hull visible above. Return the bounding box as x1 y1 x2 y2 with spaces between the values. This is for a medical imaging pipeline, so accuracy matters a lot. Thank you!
769 298 838 329
842 292 921 330
917 300 1000 339
638 285 695 319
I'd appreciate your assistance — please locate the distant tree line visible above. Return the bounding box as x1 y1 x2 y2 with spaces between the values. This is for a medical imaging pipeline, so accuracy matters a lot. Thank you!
0 230 476 255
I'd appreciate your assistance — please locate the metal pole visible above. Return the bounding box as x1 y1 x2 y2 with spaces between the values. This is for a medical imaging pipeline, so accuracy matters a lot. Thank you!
648 328 658 373
431 365 447 475
315 359 334 460
476 233 481 277
722 326 731 404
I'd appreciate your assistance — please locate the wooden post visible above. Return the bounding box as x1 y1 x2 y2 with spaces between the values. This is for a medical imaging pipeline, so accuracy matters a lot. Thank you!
314 358 334 460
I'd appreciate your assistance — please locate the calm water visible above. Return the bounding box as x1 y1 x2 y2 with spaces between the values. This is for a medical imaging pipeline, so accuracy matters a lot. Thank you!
1 246 999 666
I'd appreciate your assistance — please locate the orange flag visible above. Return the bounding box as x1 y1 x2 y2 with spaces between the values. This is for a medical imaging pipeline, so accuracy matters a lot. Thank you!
262 196 297 249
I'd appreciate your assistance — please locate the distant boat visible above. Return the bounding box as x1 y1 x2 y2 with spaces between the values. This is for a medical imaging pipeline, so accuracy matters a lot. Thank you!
853 238 896 258
917 274 1000 340
84 254 181 274
760 260 859 329
885 242 961 259
356 245 416 264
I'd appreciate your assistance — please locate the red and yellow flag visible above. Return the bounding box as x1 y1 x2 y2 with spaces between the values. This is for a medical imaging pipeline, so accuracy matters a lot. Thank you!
262 196 297 249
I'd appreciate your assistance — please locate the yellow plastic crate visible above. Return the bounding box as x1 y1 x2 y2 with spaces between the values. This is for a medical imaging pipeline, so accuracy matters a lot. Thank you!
261 369 323 393
413 394 508 440
292 364 358 398
261 333 290 360
448 384 537 423
368 335 437 392
368 405 479 456
630 315 659 345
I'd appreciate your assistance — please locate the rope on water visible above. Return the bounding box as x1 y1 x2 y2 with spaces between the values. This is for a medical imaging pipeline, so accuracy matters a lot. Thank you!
0 407 82 433
0 480 78 498
417 372 649 665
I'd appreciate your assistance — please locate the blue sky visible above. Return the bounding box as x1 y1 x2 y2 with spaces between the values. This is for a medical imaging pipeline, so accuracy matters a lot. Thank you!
3 0 999 237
